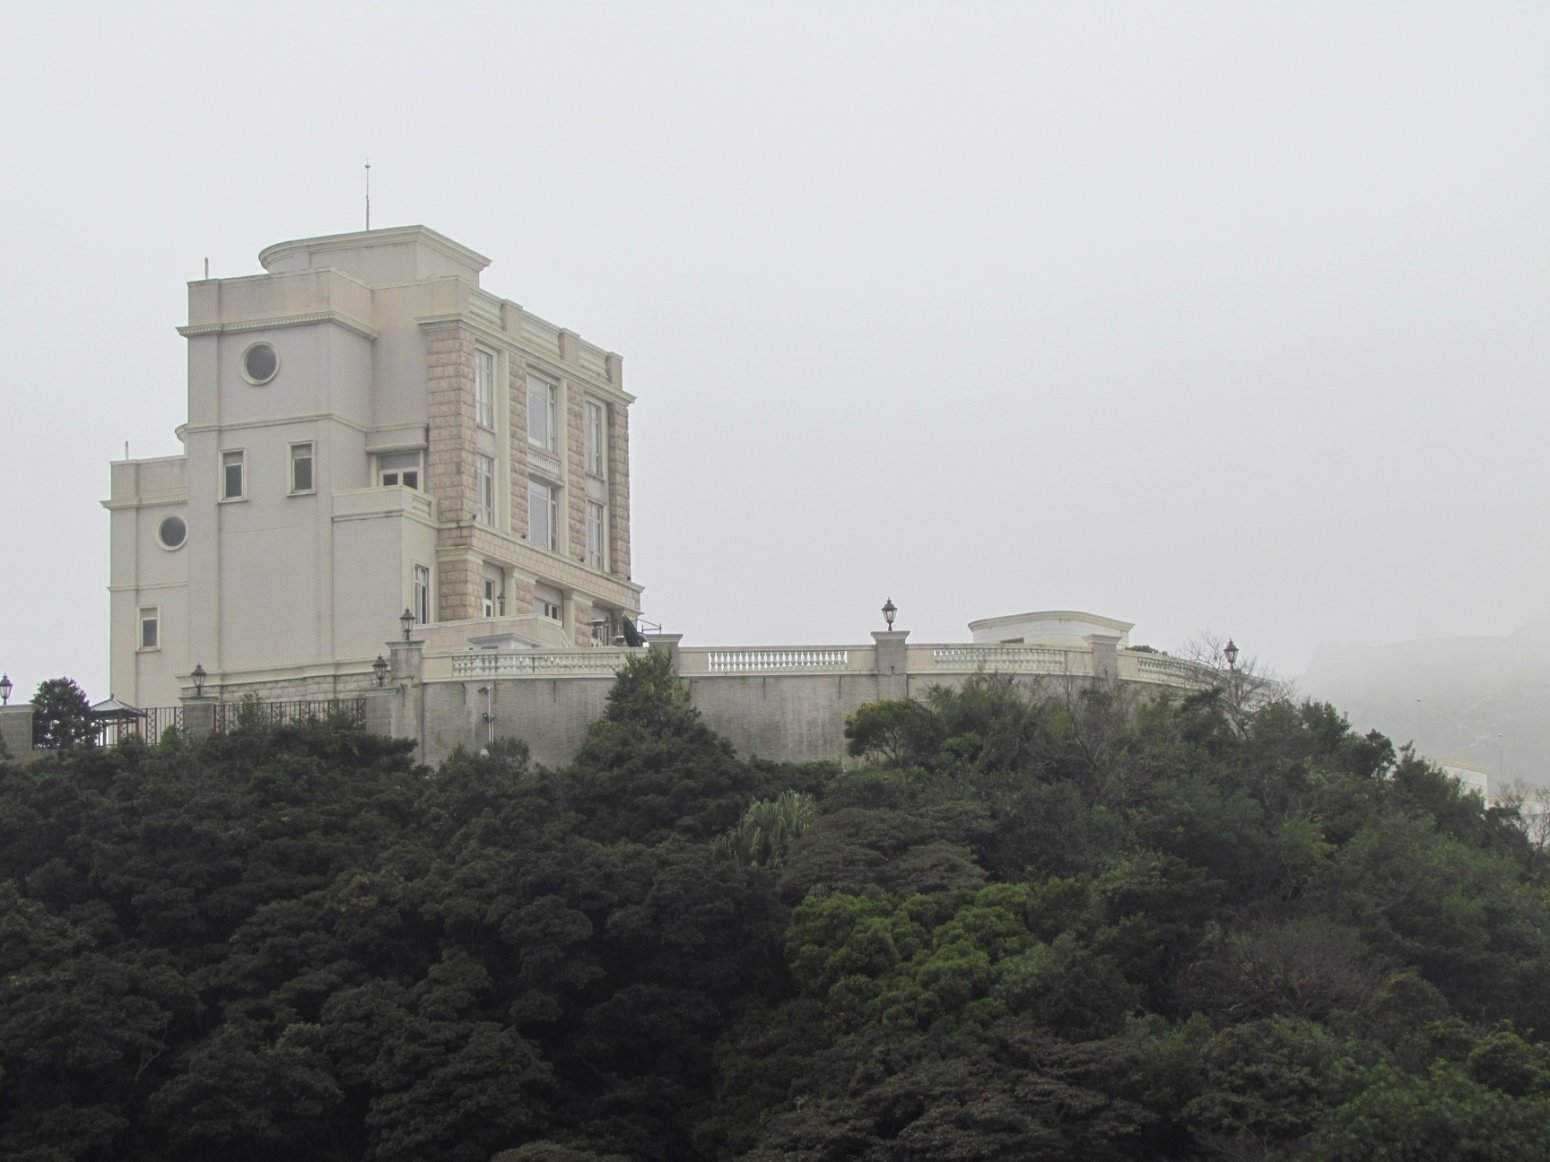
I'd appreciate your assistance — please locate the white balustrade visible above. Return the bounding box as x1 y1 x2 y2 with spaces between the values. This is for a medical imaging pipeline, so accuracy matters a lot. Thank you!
1132 654 1214 686
450 648 639 678
930 646 1068 672
706 649 850 673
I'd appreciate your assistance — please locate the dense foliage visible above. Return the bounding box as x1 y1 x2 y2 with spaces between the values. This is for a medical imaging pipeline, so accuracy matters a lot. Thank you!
3 655 1549 1160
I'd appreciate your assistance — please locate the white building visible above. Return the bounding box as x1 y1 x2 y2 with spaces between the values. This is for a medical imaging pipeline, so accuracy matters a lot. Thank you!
105 226 641 707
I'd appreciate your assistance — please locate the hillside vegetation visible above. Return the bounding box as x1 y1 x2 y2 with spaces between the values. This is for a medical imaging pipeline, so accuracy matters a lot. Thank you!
3 653 1549 1160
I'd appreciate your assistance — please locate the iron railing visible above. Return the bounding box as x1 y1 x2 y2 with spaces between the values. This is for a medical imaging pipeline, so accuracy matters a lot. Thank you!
214 698 366 731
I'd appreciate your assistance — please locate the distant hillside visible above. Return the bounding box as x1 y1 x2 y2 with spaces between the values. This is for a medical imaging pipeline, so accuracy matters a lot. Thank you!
1300 622 1550 793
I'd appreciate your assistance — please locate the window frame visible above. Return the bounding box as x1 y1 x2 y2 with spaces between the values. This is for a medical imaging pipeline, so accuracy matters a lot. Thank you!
584 399 607 477
379 450 422 491
413 564 432 626
527 373 557 454
156 514 188 551
475 454 496 525
475 348 496 430
288 441 316 496
138 606 160 651
528 478 559 552
585 500 606 569
220 448 246 502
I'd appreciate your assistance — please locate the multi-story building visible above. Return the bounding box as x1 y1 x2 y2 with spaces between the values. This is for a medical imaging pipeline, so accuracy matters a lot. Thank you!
105 225 641 707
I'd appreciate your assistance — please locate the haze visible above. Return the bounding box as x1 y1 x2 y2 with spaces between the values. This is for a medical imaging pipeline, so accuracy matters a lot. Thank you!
2 2 1546 710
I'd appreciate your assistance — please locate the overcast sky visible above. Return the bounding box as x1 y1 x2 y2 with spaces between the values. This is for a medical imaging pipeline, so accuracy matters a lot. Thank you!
2 2 1547 702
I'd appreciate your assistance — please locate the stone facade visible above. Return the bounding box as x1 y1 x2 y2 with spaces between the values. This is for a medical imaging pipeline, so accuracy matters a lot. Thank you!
609 406 632 579
105 226 643 709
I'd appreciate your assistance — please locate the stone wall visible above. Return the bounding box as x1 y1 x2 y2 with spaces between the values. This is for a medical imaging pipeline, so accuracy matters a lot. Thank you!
608 405 631 580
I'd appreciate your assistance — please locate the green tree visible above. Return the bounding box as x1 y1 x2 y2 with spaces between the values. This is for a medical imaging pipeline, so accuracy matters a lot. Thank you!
30 676 96 749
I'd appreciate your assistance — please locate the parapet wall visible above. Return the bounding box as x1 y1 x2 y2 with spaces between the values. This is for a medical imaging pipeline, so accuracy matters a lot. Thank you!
363 632 1216 768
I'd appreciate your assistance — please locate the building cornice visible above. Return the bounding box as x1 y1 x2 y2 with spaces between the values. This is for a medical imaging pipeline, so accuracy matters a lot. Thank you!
180 411 371 437
258 225 491 275
177 310 380 342
101 494 188 511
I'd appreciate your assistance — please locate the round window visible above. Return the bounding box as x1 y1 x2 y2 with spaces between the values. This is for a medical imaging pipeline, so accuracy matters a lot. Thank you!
242 342 278 384
158 515 188 550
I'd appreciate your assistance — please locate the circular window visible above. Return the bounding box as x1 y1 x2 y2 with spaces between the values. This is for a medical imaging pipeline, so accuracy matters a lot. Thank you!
157 515 187 550
241 342 278 384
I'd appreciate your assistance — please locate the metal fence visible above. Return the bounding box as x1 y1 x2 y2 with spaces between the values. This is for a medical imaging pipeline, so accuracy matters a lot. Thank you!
213 698 366 732
96 705 182 746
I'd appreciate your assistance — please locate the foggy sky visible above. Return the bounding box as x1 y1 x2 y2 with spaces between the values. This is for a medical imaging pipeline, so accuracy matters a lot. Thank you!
3 2 1547 703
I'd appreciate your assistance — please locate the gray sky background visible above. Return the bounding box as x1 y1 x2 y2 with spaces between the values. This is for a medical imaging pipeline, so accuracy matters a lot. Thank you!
3 2 1547 704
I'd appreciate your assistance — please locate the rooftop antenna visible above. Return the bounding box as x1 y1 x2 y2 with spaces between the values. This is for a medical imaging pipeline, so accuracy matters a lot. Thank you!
364 160 371 231
203 257 209 279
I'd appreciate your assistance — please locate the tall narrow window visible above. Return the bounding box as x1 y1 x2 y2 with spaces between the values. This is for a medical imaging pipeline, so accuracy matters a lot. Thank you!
585 400 606 477
379 451 421 490
138 607 160 650
221 450 245 500
475 349 495 429
482 575 505 618
586 501 606 569
528 479 558 551
289 442 315 494
527 374 557 454
413 564 432 626
476 455 495 525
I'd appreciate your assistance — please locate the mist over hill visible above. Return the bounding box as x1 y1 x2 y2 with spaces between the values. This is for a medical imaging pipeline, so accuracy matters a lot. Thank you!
1300 622 1550 793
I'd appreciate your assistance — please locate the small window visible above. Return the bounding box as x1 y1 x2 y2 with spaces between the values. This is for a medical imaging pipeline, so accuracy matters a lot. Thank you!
138 607 160 651
221 450 245 501
289 442 315 494
533 583 563 623
475 349 495 429
528 478 558 551
586 501 606 569
527 374 557 454
241 342 278 384
157 515 187 550
414 564 432 626
584 400 606 477
476 455 496 525
380 451 421 490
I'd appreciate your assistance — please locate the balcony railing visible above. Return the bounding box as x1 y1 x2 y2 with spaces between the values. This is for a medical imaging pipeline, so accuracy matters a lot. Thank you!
706 648 851 673
450 648 643 678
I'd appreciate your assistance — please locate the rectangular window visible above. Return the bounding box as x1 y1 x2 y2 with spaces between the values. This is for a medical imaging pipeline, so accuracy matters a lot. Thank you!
586 501 606 569
482 573 504 618
379 451 421 490
414 564 432 625
221 449 245 500
475 349 495 429
138 606 160 650
527 374 557 454
289 442 315 494
533 582 563 623
584 400 606 477
528 478 558 551
476 455 495 525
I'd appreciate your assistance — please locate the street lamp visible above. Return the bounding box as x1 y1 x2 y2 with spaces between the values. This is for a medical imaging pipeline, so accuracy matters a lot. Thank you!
1222 639 1239 670
882 598 897 629
372 655 389 687
400 608 416 642
191 663 207 697
0 674 11 706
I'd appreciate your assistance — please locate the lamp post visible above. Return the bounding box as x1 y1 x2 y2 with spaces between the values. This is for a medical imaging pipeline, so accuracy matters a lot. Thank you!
0 674 11 706
400 608 416 642
882 598 897 630
373 655 390 687
191 664 207 698
1222 639 1239 671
